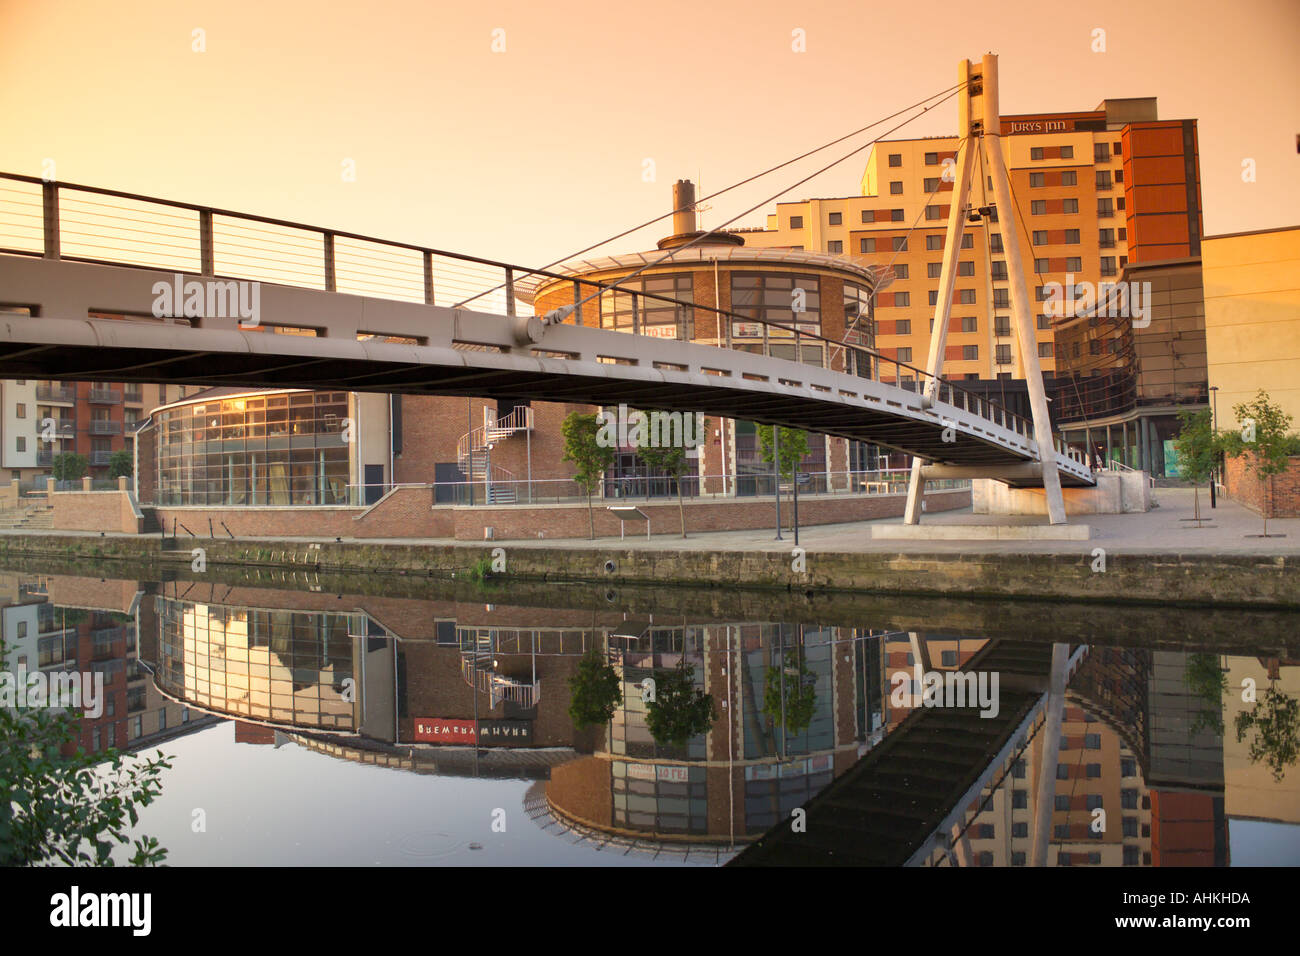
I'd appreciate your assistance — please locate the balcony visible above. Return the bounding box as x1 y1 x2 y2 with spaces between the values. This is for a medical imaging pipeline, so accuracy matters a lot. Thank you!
88 387 122 404
36 384 75 403
89 420 122 435
123 389 144 404
90 450 113 466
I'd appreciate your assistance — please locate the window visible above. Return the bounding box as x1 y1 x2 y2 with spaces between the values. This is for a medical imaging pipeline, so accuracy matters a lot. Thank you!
925 205 943 220
996 344 1012 365
1055 795 1071 810
1012 822 1029 839
928 290 938 306
860 237 876 253
16 436 25 453
1086 763 1102 778
1037 314 1051 330
961 234 973 249
1038 342 1053 358
1094 142 1110 162
1063 198 1079 214
962 345 978 360
1054 824 1070 839
958 261 974 276
958 289 976 304
728 273 821 339
989 233 1003 253
1122 818 1138 837
1011 852 1026 866
1123 845 1139 866
1099 228 1115 248
991 261 1007 280
1031 200 1046 215
828 212 842 225
1034 258 1050 273
890 181 903 195
926 235 943 251
1120 758 1136 777
1115 170 1124 184
827 240 843 253
1060 145 1073 159
861 210 873 223
1033 230 1048 245
924 152 938 165
928 262 943 279
1030 172 1045 188
995 316 1011 336
790 216 803 229
893 291 910 306
15 403 25 418
1012 789 1028 809
1065 229 1080 244
892 264 908 279
1098 198 1114 217
888 153 902 167
1031 147 1044 161
1084 733 1101 749
1066 257 1082 271
1061 170 1077 186
923 177 940 192
892 236 907 251
960 316 977 332
993 289 1010 309
895 319 911 335
890 208 904 222
1096 170 1111 189
977 824 994 839
897 347 912 363
1113 141 1122 156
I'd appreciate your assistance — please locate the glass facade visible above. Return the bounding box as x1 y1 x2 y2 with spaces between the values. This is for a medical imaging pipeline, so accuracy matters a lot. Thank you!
156 391 351 505
599 273 694 339
155 598 357 729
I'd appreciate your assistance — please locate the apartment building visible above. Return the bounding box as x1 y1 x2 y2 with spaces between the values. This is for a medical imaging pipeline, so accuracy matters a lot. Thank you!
744 98 1203 394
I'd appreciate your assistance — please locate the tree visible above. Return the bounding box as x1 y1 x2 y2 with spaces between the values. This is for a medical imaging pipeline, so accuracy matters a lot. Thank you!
636 412 705 539
0 639 171 866
1221 390 1294 537
757 424 810 524
49 452 88 482
1184 652 1227 736
108 448 133 479
567 648 623 729
1172 409 1216 524
645 662 715 747
1235 683 1299 782
764 650 818 737
562 412 615 539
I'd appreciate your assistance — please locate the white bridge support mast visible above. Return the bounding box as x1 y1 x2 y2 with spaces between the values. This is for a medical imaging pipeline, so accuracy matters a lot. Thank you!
904 58 976 526
903 53 1067 525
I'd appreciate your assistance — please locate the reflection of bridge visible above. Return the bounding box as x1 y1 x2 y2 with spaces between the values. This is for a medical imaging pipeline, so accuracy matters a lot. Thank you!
729 640 1087 866
0 173 1091 488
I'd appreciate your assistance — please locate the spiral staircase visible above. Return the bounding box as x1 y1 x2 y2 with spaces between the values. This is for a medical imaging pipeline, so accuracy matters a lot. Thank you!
456 405 533 504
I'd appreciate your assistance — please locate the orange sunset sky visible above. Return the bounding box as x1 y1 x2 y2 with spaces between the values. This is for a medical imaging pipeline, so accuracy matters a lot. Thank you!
1 0 1296 268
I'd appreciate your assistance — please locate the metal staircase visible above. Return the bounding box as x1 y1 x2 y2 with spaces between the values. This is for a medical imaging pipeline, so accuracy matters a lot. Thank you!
459 629 541 708
457 406 533 504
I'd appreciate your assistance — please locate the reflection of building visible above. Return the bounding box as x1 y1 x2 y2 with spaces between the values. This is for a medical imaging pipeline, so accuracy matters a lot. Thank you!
1223 655 1300 826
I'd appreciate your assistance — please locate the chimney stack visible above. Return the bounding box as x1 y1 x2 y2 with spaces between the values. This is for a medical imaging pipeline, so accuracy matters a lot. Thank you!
672 179 697 236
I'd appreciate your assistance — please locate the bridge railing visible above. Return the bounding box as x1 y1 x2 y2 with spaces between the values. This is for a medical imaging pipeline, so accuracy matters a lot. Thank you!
0 171 1085 467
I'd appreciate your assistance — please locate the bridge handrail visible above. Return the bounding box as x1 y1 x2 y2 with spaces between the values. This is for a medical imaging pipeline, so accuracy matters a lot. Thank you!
0 170 1056 449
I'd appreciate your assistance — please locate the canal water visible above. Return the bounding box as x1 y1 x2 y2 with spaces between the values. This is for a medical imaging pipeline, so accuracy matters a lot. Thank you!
4 558 1297 867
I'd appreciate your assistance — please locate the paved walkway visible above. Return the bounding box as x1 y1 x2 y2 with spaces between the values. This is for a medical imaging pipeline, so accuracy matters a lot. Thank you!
7 489 1297 557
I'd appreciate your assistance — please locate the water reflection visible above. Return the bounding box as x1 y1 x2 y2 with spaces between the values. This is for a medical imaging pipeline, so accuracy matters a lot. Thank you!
3 565 1297 867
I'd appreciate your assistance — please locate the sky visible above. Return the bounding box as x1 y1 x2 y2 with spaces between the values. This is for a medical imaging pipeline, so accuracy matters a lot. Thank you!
1 0 1297 270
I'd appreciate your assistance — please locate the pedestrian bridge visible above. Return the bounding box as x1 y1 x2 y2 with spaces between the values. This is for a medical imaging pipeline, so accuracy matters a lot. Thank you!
0 173 1093 487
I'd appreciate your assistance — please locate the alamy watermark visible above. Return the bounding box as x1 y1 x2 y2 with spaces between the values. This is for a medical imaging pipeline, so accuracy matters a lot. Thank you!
0 666 105 718
889 666 1000 718
1042 274 1151 328
596 404 706 450
151 274 261 328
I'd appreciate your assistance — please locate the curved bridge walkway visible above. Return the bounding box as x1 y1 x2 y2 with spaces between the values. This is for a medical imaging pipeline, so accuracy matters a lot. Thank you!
0 174 1092 487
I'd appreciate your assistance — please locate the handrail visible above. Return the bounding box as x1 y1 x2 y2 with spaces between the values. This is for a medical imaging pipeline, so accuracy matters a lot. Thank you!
0 170 1057 445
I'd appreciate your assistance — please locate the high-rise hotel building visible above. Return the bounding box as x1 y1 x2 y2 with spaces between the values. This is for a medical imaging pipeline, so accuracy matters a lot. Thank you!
743 98 1204 390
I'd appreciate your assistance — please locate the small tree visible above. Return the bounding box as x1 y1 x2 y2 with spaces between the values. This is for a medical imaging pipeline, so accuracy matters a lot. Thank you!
108 448 133 480
1172 409 1216 523
567 648 623 729
562 412 615 539
645 662 715 747
0 639 171 866
636 412 705 539
1235 683 1299 782
764 650 818 737
49 452 88 482
757 424 810 523
1221 390 1293 536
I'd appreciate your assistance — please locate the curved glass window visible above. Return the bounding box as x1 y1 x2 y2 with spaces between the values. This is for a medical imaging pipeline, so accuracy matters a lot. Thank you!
156 391 351 506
